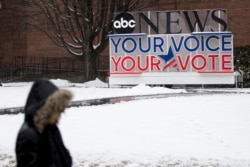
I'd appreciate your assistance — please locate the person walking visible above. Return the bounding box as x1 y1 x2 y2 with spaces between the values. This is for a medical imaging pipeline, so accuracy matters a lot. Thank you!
15 78 73 167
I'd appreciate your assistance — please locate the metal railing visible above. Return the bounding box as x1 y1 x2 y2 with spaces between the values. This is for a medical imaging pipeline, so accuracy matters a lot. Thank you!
0 55 109 82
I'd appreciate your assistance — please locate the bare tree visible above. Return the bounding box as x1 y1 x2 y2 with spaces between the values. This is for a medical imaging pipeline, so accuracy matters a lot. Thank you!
24 0 159 81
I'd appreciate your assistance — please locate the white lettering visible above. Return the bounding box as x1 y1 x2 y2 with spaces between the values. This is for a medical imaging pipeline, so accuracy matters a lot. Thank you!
113 17 136 29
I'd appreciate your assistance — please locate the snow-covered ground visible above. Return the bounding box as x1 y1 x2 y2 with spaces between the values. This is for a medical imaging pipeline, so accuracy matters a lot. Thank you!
0 78 250 167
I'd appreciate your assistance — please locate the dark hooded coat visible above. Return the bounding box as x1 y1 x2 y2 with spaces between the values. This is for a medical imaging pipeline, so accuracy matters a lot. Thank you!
15 78 72 167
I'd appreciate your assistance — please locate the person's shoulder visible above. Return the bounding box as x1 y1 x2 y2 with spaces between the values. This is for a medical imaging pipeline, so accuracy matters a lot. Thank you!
18 123 40 142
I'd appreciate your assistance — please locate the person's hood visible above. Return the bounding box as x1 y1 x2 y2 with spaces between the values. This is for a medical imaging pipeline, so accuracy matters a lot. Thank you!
24 78 72 133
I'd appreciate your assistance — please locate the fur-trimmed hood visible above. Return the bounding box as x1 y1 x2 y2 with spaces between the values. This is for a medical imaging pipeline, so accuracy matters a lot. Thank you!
24 78 72 133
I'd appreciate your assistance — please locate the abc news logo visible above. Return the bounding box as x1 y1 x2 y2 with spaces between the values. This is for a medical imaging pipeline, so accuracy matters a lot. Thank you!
113 13 136 34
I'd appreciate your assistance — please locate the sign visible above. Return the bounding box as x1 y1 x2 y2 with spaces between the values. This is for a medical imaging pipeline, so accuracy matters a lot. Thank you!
113 13 136 34
109 9 234 85
113 9 227 34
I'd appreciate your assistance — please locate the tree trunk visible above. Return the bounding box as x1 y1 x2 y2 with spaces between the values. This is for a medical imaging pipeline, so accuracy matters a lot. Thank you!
83 51 98 81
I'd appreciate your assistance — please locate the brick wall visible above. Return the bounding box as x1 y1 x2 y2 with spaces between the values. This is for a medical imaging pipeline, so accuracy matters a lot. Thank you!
0 0 27 64
0 0 249 67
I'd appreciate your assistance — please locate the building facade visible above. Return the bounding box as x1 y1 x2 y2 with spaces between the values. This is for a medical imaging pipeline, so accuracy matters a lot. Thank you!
0 0 249 75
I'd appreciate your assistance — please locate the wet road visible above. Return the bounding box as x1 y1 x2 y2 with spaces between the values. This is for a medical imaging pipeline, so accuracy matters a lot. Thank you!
0 89 238 115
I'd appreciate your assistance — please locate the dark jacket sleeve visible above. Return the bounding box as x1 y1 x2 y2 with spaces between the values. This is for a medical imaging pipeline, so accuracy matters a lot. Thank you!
45 125 72 167
15 123 39 167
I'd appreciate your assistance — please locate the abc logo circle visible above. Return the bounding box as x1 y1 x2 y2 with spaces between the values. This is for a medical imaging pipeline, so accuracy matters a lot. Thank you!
113 13 136 34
